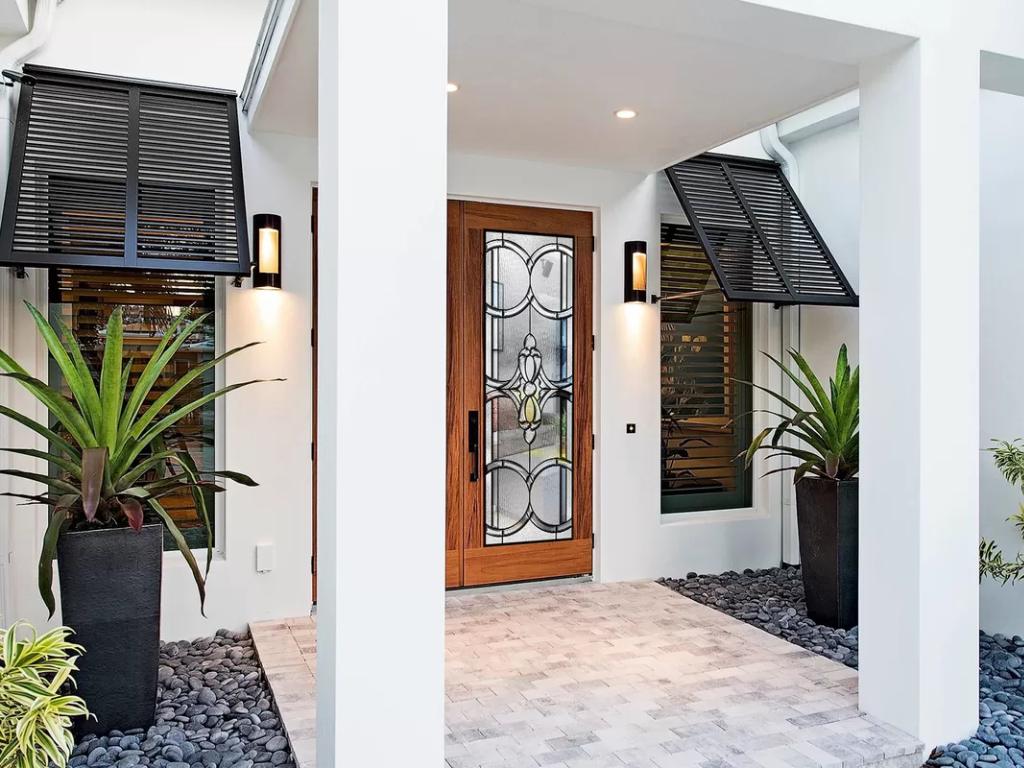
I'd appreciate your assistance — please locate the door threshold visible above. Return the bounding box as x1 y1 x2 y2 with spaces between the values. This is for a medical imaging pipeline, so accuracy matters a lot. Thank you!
447 574 593 596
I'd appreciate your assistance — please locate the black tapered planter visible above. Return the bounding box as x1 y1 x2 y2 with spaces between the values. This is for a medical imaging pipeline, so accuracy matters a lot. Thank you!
795 477 858 630
57 524 163 738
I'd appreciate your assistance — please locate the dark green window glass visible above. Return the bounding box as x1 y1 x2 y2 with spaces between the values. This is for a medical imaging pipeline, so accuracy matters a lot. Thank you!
660 224 753 514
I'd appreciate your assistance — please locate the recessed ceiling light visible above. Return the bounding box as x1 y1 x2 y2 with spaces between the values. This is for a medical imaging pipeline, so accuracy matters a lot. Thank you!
447 82 459 93
615 108 637 120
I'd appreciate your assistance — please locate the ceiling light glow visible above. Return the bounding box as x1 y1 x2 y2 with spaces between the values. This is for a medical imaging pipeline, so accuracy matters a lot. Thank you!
615 108 637 119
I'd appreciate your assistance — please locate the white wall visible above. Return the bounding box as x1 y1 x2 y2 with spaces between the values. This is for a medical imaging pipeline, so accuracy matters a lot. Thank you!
788 120 861 375
980 89 1024 637
0 0 317 639
450 152 783 581
31 0 265 90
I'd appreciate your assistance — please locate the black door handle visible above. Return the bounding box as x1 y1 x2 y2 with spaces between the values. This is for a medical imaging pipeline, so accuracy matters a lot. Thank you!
468 410 479 483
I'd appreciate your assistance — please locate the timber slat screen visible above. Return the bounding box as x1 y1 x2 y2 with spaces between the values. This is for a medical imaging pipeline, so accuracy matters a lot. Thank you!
664 153 857 307
660 222 752 514
0 65 249 275
49 268 216 548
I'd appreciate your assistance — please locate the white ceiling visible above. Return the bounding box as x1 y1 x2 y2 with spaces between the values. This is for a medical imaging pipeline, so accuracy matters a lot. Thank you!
251 0 910 171
449 0 909 172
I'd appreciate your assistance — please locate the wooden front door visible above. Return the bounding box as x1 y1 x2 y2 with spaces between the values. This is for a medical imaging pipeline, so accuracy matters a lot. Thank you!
446 201 593 588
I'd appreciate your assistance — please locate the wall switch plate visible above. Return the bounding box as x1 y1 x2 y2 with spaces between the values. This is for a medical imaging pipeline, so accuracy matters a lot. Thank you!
255 543 276 573
626 423 636 434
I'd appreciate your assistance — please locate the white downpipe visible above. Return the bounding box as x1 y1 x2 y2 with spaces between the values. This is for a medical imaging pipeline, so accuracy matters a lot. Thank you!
0 0 57 628
760 123 803 566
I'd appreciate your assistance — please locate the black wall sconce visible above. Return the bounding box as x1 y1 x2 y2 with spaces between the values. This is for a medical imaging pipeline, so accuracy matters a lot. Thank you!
252 213 282 289
624 240 647 302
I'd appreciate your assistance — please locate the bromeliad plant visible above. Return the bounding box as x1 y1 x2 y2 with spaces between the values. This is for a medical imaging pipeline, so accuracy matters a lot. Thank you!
0 302 279 617
737 344 859 482
0 622 89 768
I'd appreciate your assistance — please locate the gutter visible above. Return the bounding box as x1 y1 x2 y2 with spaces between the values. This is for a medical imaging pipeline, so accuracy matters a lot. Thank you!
240 0 286 114
777 90 859 144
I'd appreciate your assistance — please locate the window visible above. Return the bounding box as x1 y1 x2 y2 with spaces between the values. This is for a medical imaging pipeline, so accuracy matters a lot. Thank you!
48 268 217 549
660 221 752 513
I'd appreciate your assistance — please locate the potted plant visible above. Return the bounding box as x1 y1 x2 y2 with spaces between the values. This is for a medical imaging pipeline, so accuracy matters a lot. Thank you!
738 344 859 629
0 302 277 735
0 621 89 768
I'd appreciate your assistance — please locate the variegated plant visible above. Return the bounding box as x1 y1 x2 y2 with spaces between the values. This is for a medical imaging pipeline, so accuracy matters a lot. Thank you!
0 302 279 616
0 622 89 768
736 344 859 482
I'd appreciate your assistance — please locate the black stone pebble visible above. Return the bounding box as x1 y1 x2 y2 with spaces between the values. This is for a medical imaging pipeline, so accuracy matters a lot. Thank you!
68 630 294 768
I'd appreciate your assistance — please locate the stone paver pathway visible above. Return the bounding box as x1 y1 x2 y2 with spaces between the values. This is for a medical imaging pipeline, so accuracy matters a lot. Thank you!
250 617 316 768
253 581 922 768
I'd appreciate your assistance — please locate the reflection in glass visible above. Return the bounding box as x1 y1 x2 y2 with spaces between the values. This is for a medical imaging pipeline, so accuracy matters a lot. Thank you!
484 231 573 545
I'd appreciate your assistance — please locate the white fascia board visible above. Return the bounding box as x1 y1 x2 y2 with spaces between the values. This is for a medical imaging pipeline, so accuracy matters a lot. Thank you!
777 90 860 143
241 0 301 132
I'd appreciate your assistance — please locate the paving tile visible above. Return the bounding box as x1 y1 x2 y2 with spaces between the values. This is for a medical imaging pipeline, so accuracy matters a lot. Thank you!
252 581 923 768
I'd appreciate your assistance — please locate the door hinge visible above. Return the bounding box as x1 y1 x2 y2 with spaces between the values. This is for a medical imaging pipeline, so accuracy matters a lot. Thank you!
591 334 595 351
311 441 315 461
310 214 315 233
591 434 595 450
311 327 316 347
591 533 595 549
311 554 316 574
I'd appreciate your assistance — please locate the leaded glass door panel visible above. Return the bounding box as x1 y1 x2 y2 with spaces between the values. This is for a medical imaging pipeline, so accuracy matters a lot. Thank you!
446 202 593 588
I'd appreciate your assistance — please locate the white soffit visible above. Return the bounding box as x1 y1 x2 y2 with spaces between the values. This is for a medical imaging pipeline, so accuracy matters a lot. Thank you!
448 0 910 172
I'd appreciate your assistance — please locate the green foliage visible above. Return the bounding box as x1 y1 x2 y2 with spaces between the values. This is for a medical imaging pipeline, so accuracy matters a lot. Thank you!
980 439 1024 584
736 344 859 483
0 302 280 616
0 622 89 768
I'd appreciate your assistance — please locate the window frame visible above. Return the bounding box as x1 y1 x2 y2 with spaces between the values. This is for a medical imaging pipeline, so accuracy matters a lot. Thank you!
45 269 225 553
659 221 755 516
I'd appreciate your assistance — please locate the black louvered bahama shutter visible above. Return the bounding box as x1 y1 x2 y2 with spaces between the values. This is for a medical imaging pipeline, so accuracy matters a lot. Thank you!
664 153 857 307
0 65 249 275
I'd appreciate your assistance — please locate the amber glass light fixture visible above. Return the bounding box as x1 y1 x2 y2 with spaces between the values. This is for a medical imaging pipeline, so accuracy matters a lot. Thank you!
252 213 282 289
624 240 647 302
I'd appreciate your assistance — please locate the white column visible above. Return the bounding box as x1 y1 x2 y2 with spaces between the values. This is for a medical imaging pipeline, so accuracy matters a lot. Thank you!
317 0 447 765
859 35 979 746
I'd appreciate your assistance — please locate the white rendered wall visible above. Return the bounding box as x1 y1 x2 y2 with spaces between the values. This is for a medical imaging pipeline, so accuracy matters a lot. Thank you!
979 89 1024 638
787 120 861 375
450 152 783 581
0 0 317 639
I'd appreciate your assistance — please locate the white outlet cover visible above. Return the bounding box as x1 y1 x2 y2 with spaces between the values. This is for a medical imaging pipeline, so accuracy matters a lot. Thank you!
255 543 276 573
